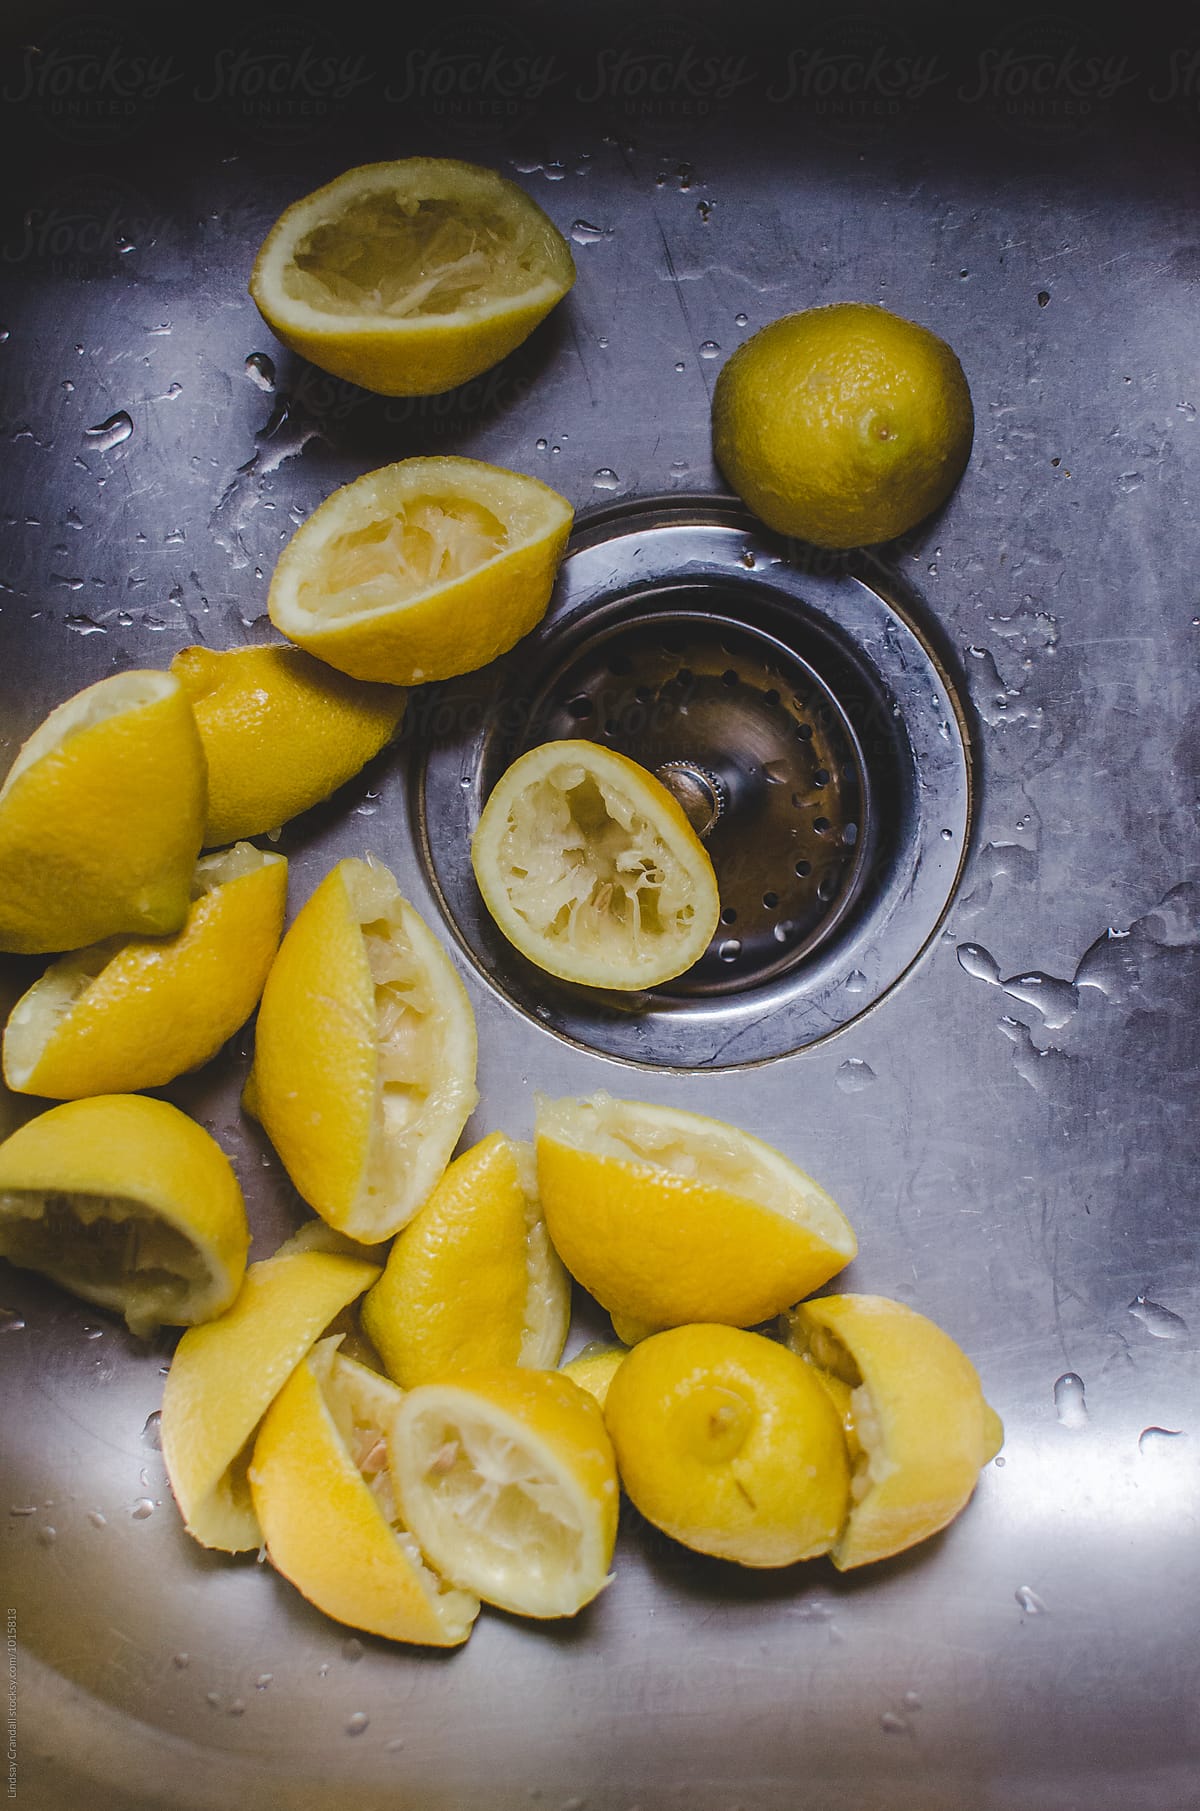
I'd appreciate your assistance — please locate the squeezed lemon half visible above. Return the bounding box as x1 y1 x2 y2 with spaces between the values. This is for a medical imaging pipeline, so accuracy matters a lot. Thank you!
361 1131 570 1389
250 1337 480 1645
267 456 572 687
171 642 406 847
392 1366 619 1619
249 855 478 1242
3 843 287 1099
784 1293 1003 1569
161 1246 380 1553
249 158 575 396
0 671 206 955
535 1091 857 1333
0 1094 249 1339
471 741 722 990
604 1324 850 1567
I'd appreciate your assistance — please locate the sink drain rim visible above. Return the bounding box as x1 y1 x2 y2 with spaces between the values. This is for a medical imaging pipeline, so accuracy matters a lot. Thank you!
412 494 973 1070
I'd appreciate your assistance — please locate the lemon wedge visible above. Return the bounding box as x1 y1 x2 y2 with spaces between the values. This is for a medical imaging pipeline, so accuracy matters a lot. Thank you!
249 157 575 396
249 855 478 1242
604 1324 850 1567
0 1094 249 1338
0 671 206 954
361 1130 570 1388
266 456 572 686
471 741 721 990
3 844 287 1099
160 1246 380 1552
249 1337 479 1645
170 643 406 847
784 1293 1003 1569
536 1091 856 1333
392 1366 619 1619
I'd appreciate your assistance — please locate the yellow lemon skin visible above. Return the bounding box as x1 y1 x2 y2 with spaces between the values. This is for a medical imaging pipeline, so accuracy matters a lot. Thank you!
249 158 575 397
470 741 721 991
604 1324 850 1568
361 1131 569 1388
250 856 478 1242
170 643 406 847
161 1248 380 1553
535 1093 856 1333
0 1094 249 1339
786 1293 1002 1570
249 1339 479 1646
266 456 573 687
560 1342 629 1410
2 846 287 1099
392 1366 619 1619
712 303 973 549
0 671 206 954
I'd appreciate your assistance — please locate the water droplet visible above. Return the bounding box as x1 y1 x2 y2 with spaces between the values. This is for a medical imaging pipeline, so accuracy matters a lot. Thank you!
9 1506 36 1518
902 1691 922 1711
956 942 1001 985
355 789 380 817
342 1637 365 1663
696 200 714 224
130 1497 155 1520
0 328 9 343
1053 1372 1088 1430
62 379 75 395
1138 1426 1184 1455
734 312 748 327
941 827 953 841
543 162 566 181
1128 1293 1188 1340
844 969 867 994
880 1710 911 1735
1003 971 1078 1030
255 1672 273 1689
836 1058 876 1093
699 340 720 359
592 468 619 492
740 549 755 568
245 352 276 391
674 361 686 373
718 938 741 963
773 920 797 944
82 1323 103 1340
385 1737 406 1752
227 1698 246 1717
142 1410 162 1450
37 1526 56 1546
535 437 548 451
173 1652 190 1669
87 1509 107 1529
570 220 609 246
84 411 133 451
346 1711 370 1736
1015 1585 1047 1615
206 1690 222 1709
762 758 790 784
0 1310 26 1333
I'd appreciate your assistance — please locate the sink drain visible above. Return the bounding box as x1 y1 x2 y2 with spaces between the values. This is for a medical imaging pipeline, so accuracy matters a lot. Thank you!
413 496 971 1069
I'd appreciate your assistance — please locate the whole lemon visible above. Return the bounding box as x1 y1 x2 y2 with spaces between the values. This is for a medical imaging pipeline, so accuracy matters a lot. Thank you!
712 303 973 548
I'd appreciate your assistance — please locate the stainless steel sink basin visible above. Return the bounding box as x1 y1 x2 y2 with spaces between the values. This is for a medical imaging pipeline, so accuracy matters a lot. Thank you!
2 5 1198 1807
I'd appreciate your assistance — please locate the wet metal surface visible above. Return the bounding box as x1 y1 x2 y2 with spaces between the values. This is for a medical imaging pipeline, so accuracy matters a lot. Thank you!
2 5 1199 1808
